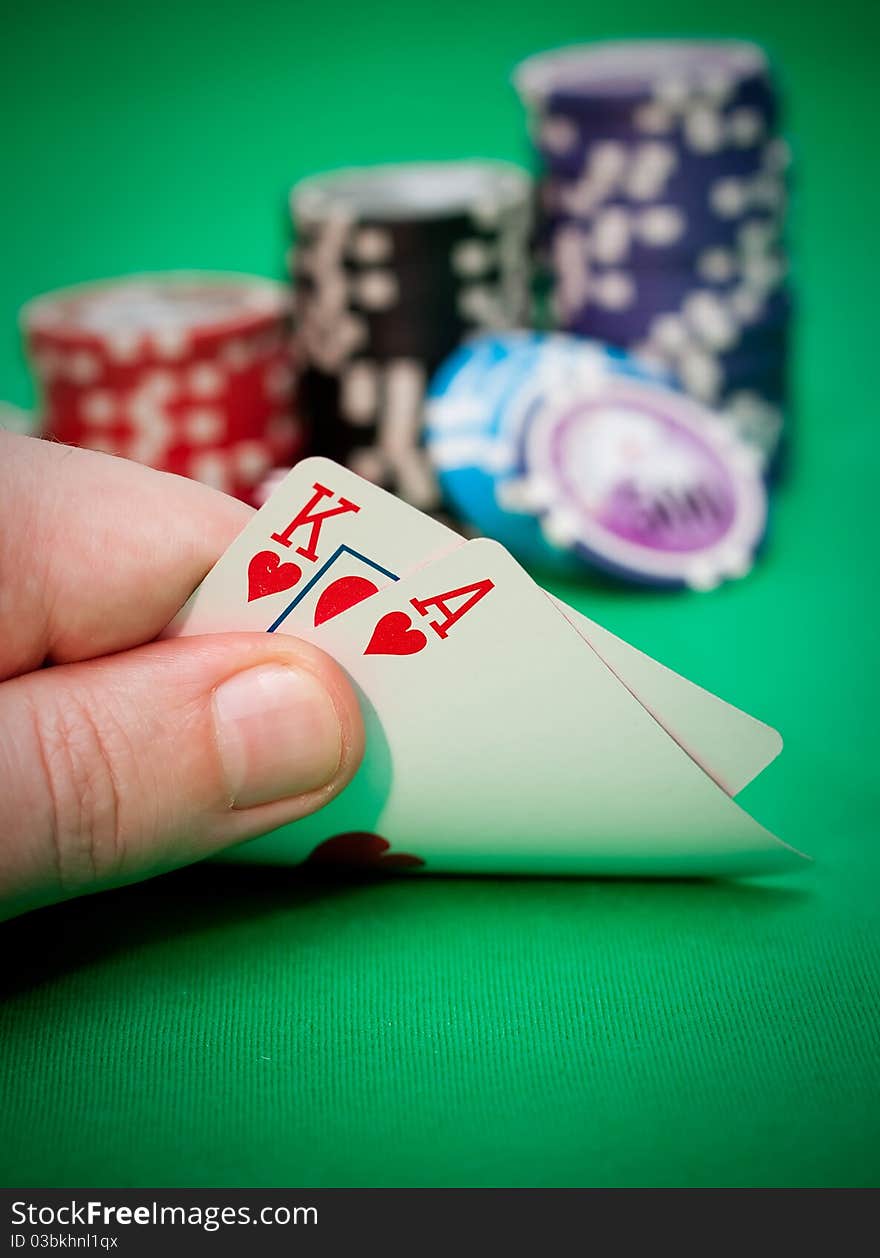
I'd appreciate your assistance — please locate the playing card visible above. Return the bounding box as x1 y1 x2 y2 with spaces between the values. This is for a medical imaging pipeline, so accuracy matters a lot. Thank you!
552 601 783 796
163 456 461 641
227 539 804 877
166 457 781 797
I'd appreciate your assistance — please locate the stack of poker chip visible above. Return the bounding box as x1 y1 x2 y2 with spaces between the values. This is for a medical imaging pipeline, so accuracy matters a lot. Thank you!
514 41 791 472
22 272 304 504
289 161 532 511
426 332 767 590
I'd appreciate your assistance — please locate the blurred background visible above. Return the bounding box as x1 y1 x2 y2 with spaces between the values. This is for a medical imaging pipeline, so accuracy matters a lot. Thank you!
0 0 872 424
2 0 875 582
1 0 879 1190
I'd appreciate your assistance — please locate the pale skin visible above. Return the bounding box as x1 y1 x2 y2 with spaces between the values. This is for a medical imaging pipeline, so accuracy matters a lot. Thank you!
0 433 365 920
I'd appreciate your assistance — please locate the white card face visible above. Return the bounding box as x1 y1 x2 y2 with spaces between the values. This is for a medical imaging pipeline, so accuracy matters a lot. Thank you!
227 539 804 878
165 456 783 809
163 457 462 642
550 599 783 797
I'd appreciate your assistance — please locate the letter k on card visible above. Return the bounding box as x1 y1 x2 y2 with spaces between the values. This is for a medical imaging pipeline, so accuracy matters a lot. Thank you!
163 457 461 642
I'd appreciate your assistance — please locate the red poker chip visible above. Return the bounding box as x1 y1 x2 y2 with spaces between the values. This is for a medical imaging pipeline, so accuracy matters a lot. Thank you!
21 272 302 501
23 272 291 357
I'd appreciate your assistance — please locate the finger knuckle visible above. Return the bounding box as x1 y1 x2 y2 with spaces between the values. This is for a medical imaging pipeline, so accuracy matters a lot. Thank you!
31 683 130 892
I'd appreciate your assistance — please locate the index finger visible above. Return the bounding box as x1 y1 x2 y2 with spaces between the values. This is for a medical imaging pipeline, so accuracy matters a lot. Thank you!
0 433 253 680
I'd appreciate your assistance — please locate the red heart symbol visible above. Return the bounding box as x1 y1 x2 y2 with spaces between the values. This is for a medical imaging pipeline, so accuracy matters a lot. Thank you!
314 574 380 626
305 832 425 872
247 550 302 602
364 611 428 657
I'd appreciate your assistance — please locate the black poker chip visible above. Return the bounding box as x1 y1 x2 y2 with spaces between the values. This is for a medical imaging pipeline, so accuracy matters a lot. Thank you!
289 161 533 509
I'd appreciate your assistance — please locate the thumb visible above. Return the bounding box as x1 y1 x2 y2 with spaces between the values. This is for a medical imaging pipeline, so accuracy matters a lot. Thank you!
0 633 364 916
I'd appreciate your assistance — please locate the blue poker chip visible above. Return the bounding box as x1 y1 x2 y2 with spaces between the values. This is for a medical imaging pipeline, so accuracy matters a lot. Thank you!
426 333 576 570
426 332 767 588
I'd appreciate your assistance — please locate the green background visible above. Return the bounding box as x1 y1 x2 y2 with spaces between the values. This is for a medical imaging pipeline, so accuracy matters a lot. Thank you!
1 0 878 1188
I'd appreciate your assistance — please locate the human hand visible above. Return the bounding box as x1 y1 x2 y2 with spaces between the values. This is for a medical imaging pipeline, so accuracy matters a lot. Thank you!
0 433 364 919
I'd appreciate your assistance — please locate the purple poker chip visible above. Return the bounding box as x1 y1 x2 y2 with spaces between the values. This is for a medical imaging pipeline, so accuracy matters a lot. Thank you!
515 40 775 118
560 259 787 322
517 374 767 589
515 39 791 473
538 142 784 208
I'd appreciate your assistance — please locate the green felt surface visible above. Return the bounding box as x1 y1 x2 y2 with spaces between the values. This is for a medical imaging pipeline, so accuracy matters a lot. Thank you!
1 0 879 1188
